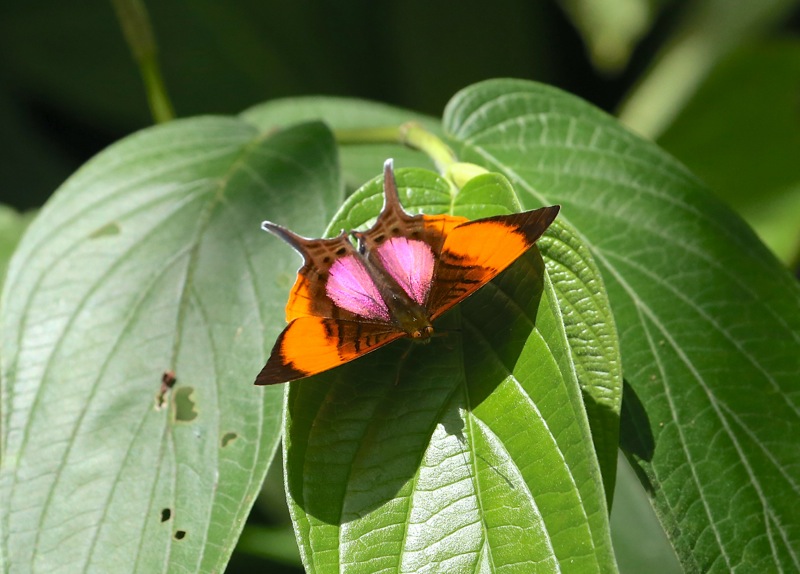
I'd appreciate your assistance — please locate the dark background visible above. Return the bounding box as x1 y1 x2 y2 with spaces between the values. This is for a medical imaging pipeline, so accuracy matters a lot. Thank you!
0 1 681 210
3 2 798 274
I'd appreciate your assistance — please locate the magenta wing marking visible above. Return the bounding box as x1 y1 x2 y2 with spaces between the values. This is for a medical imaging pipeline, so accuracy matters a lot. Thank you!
376 237 435 306
326 255 391 321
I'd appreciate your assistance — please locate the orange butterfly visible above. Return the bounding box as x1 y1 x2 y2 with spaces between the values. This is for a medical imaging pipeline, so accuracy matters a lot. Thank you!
255 160 559 385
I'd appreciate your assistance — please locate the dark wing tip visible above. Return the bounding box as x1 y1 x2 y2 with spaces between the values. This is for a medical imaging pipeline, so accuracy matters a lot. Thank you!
254 331 308 386
510 204 561 245
539 204 560 229
254 358 307 385
545 204 560 220
381 157 406 214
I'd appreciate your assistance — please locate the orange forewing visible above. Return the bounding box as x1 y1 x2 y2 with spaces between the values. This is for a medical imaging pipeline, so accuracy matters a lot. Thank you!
255 160 559 385
256 317 405 385
427 209 558 321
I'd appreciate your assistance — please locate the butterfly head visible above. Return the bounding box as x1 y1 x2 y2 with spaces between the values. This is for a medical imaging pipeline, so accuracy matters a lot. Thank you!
392 305 434 340
411 324 434 340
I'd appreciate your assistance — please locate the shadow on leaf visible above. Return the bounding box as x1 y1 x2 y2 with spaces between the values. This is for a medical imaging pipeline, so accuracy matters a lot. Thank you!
284 249 546 526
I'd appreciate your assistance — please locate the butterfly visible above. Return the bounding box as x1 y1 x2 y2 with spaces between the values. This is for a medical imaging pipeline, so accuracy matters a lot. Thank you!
255 159 560 385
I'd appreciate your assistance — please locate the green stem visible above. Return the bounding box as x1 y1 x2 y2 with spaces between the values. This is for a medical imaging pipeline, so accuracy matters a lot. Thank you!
111 0 174 123
617 32 714 139
335 122 458 173
335 123 492 189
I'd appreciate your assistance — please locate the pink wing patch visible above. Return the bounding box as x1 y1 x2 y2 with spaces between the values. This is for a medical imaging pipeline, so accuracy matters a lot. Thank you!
376 237 435 306
327 255 390 321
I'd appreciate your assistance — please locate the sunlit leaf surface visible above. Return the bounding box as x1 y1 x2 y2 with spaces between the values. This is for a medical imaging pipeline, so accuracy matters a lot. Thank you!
445 79 800 572
0 119 341 572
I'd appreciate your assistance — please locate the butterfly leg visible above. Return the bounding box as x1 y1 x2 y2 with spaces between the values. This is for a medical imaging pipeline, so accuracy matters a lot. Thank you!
393 340 418 386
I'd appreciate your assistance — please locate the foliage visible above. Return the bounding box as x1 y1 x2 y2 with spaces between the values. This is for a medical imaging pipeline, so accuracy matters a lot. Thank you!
1 1 798 573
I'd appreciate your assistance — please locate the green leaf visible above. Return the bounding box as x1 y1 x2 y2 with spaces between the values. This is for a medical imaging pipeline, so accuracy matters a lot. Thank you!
283 168 616 573
539 220 622 506
658 39 800 265
241 97 443 191
445 78 800 572
0 118 340 571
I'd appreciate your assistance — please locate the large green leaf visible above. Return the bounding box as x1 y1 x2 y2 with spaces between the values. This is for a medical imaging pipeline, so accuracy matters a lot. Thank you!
241 97 442 191
445 79 800 572
0 119 340 572
283 168 617 572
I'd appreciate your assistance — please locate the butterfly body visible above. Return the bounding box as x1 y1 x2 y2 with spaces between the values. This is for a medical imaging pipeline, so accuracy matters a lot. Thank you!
255 160 559 385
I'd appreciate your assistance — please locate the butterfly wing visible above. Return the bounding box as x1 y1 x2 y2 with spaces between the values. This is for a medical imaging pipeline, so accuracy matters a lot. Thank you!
257 159 559 385
427 206 560 320
355 160 469 303
263 225 354 321
255 317 405 385
355 161 559 322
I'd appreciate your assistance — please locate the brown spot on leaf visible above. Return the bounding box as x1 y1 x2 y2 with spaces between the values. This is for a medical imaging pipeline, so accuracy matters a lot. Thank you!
155 370 178 410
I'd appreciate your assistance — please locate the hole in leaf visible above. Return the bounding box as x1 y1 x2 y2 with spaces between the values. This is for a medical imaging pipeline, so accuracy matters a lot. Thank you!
89 222 121 238
221 432 238 447
173 387 198 423
174 530 186 540
160 508 171 522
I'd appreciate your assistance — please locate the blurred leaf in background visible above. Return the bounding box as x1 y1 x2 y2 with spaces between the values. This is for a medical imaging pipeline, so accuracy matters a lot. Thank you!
556 0 666 73
659 39 800 266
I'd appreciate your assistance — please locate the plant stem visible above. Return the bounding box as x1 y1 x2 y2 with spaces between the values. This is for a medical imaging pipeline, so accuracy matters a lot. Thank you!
111 0 175 123
335 123 491 190
335 122 458 173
